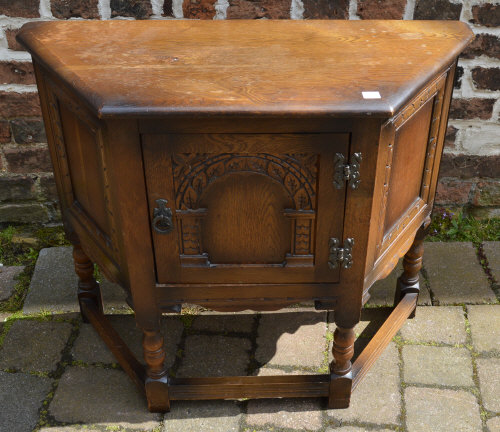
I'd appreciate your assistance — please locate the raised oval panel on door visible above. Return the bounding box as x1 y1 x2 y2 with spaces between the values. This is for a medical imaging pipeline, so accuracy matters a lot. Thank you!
142 133 349 284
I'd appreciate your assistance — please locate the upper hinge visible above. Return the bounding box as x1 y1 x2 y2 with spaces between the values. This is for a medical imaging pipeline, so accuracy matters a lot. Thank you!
333 152 362 189
328 237 354 269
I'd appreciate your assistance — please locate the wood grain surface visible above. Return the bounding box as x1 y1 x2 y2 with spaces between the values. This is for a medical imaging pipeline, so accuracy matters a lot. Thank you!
17 20 472 118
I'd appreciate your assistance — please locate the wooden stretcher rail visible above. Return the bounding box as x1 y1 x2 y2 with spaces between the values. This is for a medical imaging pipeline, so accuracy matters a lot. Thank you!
352 293 418 390
169 375 330 400
81 300 146 393
82 293 418 403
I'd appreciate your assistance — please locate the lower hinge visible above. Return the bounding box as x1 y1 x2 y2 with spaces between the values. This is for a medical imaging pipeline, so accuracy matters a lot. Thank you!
328 238 354 269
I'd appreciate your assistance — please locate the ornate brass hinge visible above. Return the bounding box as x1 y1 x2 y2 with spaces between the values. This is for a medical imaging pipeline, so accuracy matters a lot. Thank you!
333 153 362 189
328 238 354 269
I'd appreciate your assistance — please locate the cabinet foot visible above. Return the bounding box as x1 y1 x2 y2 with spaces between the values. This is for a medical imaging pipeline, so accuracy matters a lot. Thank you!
143 329 171 412
145 376 170 412
73 243 103 323
328 325 355 408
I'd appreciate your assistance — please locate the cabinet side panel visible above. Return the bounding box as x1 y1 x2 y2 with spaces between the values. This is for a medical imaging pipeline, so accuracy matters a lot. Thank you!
383 98 433 232
33 62 122 285
59 103 110 237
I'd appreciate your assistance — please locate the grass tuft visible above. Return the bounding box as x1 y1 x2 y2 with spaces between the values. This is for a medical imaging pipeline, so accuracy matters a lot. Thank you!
428 210 499 244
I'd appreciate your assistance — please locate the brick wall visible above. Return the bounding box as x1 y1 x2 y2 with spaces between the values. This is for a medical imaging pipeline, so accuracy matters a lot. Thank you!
0 0 499 223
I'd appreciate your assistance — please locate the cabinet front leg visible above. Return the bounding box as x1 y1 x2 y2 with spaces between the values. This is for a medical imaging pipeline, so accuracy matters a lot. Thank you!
73 243 103 322
328 325 355 409
394 218 429 318
143 329 170 412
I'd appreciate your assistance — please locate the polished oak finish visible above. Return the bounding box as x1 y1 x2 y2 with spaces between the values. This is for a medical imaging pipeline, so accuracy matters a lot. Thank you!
18 20 472 412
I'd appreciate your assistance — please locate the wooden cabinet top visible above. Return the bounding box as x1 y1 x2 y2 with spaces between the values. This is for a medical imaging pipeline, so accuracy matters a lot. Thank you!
18 20 472 119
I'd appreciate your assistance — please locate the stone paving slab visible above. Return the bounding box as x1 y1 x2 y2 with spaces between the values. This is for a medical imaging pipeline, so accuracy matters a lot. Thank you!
246 398 323 431
405 387 482 432
483 241 500 283
177 334 251 377
487 416 500 432
40 428 100 432
163 400 242 431
403 345 474 387
400 305 467 344
476 357 500 413
326 428 395 432
0 371 52 432
256 311 327 369
327 342 400 425
72 315 183 369
0 319 72 373
468 305 500 353
23 247 130 315
49 366 160 426
0 265 24 301
191 313 255 334
367 260 431 306
423 242 495 304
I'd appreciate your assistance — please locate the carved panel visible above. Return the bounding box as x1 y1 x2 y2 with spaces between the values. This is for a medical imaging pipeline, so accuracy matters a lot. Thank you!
171 153 318 266
375 71 447 257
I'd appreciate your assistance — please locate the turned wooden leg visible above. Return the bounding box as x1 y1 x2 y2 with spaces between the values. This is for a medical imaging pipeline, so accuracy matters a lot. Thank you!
328 325 355 409
143 328 170 412
394 220 429 318
73 243 103 322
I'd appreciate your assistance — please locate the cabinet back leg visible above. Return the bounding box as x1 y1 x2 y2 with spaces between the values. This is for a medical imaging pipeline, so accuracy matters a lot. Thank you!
394 218 429 318
73 243 103 322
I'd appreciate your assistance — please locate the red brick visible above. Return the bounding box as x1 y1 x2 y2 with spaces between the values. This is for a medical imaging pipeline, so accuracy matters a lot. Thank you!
303 0 348 19
182 0 217 19
10 119 46 144
227 0 291 19
40 174 58 201
110 0 153 19
470 4 500 28
440 154 500 179
471 67 500 91
461 34 500 60
0 61 35 85
357 0 406 19
0 92 41 118
51 0 100 19
449 98 495 120
473 181 500 207
0 0 40 18
0 175 37 201
444 125 457 150
3 146 53 173
5 29 25 52
414 0 461 20
0 120 11 143
435 179 472 205
0 203 49 224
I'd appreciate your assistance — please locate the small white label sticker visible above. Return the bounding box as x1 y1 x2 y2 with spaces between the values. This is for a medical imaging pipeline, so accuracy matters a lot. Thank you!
362 91 381 99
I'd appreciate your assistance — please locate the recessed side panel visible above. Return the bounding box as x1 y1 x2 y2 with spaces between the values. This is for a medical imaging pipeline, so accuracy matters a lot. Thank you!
383 98 433 233
59 103 110 238
40 70 121 283
365 68 452 293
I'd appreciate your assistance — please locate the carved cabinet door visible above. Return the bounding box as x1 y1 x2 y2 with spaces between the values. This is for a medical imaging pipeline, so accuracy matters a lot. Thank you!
142 133 350 284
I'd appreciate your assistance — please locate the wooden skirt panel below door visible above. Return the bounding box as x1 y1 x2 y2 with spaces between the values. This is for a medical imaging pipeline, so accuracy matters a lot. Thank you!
142 133 349 284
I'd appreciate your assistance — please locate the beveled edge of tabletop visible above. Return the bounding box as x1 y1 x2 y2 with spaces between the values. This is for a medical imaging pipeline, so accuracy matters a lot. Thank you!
17 20 474 120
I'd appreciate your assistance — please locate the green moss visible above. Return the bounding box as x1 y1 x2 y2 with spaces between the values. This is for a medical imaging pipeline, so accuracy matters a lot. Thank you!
428 210 500 243
0 225 70 313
